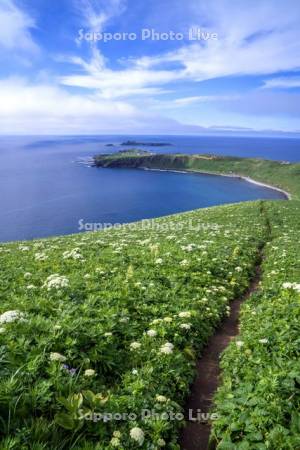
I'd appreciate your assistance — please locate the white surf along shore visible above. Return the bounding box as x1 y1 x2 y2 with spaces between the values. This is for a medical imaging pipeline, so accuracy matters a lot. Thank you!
140 167 291 200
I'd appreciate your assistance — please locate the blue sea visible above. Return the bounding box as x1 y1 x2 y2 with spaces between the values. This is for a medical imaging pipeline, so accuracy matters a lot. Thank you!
0 135 298 242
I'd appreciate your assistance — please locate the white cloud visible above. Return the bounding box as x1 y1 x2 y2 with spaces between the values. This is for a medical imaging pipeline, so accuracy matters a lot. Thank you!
0 77 298 135
1 0 300 134
173 95 239 106
61 0 300 103
0 77 199 134
262 77 300 89
0 0 38 53
139 0 300 82
0 77 138 133
59 48 181 98
75 0 126 34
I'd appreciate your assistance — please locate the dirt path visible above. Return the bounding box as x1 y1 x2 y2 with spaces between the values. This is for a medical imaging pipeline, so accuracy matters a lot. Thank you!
179 262 262 450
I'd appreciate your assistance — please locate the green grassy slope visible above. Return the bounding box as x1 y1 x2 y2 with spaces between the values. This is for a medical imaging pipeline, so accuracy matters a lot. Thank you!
0 202 268 449
94 153 300 199
211 200 300 450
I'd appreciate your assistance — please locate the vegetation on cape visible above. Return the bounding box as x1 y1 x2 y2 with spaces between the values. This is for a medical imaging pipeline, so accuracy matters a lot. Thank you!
93 152 300 199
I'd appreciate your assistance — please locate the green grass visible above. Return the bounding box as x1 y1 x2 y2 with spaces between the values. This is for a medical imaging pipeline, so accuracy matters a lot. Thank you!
94 153 300 199
211 201 300 450
0 202 268 449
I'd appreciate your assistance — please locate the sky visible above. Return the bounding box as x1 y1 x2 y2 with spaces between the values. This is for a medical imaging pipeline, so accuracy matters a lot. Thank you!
0 0 299 135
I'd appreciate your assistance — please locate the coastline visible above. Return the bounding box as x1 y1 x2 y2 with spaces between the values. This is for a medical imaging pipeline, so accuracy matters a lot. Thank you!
140 167 291 200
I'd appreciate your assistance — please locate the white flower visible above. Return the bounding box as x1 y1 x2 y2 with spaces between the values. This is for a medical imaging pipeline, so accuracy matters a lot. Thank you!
119 316 129 323
84 369 96 377
104 332 113 337
0 310 24 324
110 430 123 446
26 284 36 290
294 284 300 293
180 323 191 330
259 338 268 344
132 369 138 375
163 317 172 323
110 437 120 447
160 342 174 354
158 438 166 447
130 341 141 351
178 311 191 318
113 431 122 438
151 318 162 325
43 274 69 290
24 272 32 279
62 248 83 260
0 327 6 333
130 427 144 446
19 245 29 251
146 329 157 337
50 352 66 362
180 259 189 267
236 341 244 348
235 266 243 272
155 258 163 264
282 282 300 293
35 252 48 261
156 395 167 403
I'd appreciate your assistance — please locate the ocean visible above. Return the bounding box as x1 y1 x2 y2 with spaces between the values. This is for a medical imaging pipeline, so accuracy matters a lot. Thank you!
0 135 298 242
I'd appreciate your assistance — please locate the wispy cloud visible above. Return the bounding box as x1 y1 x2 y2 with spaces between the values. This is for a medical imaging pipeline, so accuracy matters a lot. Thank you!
75 0 126 34
173 95 239 106
262 76 300 89
61 0 300 102
59 48 181 98
0 0 38 53
1 0 300 134
0 77 136 133
0 77 199 134
137 0 300 82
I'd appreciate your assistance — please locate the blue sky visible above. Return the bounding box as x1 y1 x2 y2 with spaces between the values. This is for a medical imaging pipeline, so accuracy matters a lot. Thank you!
0 0 300 135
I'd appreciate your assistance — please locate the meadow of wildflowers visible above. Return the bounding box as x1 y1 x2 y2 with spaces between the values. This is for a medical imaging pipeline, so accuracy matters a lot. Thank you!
211 201 300 449
0 201 268 449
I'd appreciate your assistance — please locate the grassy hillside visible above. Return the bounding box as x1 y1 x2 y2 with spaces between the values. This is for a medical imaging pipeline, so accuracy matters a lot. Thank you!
94 152 300 199
0 202 269 449
211 201 300 449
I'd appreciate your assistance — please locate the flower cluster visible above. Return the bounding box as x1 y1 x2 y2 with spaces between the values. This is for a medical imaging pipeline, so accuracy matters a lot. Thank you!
0 310 24 324
0 199 276 448
62 248 83 260
43 274 69 290
50 352 67 362
160 342 174 354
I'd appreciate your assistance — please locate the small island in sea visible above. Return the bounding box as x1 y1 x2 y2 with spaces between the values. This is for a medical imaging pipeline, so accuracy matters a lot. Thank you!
121 140 172 146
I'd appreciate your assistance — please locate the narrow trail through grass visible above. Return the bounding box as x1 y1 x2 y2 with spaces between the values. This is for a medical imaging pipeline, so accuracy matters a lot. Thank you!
179 257 264 450
180 205 272 450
